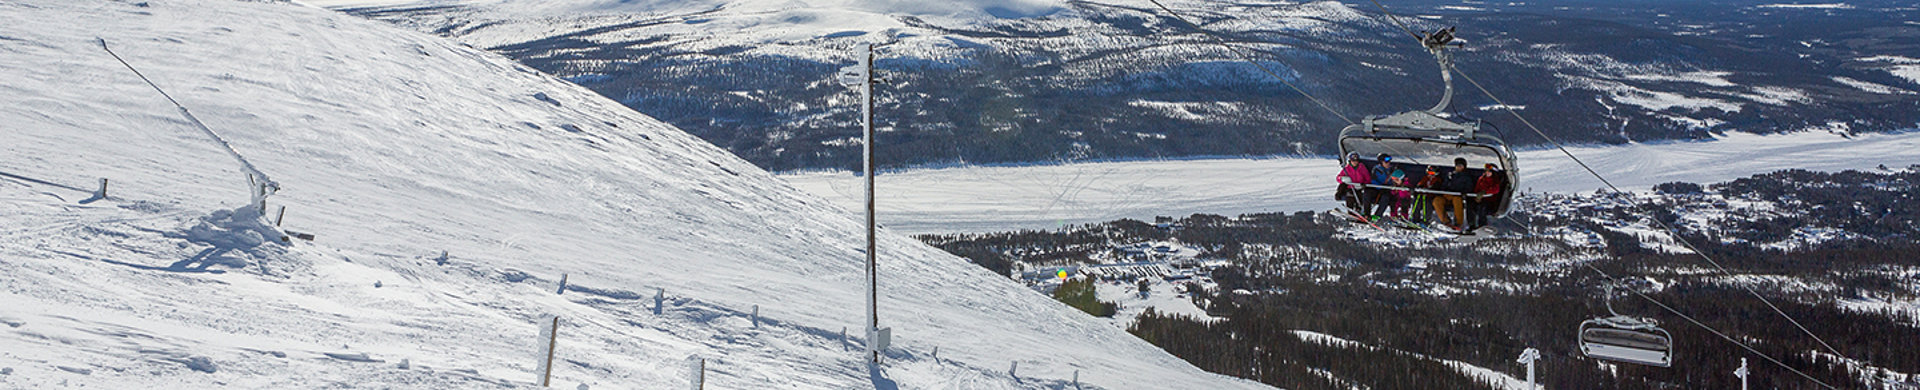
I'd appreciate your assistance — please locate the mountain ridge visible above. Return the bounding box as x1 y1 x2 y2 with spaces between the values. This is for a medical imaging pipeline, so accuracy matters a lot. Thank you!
334 0 1920 171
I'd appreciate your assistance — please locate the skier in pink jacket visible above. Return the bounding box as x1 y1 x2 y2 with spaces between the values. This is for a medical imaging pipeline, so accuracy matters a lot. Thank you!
1335 152 1372 211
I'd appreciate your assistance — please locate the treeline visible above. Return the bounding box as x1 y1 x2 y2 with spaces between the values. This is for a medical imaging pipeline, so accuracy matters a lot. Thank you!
1131 308 1504 390
922 168 1920 389
1711 167 1919 240
1136 269 1912 389
917 219 1162 276
1053 278 1118 317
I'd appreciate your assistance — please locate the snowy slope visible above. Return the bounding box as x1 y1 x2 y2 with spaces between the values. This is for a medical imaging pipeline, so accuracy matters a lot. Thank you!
0 1 1265 388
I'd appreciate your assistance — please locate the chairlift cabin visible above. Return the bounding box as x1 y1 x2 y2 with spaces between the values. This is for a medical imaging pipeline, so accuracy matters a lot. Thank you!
1335 27 1519 217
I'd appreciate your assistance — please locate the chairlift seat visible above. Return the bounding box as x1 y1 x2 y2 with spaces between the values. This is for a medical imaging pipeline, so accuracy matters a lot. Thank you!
1338 110 1518 216
1578 317 1673 367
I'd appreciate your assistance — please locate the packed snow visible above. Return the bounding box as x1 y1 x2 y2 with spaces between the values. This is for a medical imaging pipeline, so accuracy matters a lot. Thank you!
0 0 1268 389
782 129 1920 233
1093 277 1217 328
303 0 1067 45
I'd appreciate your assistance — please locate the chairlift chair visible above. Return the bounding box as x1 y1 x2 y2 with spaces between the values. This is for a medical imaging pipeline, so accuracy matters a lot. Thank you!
1578 284 1674 367
1335 27 1519 217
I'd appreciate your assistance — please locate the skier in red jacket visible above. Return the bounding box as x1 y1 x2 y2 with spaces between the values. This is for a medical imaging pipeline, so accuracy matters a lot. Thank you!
1470 163 1504 230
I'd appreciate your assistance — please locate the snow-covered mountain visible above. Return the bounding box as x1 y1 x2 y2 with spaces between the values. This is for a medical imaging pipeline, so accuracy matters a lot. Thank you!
328 0 1920 171
0 1 1267 388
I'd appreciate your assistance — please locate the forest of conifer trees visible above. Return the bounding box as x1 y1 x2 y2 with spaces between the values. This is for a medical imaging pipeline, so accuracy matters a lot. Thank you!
922 168 1920 389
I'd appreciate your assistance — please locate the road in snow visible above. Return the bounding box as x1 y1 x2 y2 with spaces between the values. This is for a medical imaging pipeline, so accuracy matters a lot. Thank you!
781 130 1920 234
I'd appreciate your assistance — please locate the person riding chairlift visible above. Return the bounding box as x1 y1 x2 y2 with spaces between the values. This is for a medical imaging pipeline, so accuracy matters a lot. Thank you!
1432 158 1476 232
1365 154 1396 220
1335 152 1371 212
1388 169 1412 219
1410 165 1441 224
1470 163 1505 230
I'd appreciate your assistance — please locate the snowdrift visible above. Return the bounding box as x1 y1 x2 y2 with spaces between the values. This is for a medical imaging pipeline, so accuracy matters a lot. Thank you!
0 0 1265 388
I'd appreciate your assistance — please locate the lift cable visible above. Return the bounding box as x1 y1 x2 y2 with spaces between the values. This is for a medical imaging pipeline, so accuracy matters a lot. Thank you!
1357 0 1851 366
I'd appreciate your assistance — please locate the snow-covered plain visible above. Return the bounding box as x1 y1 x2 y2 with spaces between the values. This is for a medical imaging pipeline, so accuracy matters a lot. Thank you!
0 1 1268 389
303 0 1070 46
781 130 1920 233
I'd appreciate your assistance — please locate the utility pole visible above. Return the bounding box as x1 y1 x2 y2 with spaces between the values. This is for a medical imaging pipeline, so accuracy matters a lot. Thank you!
849 43 890 365
862 42 876 341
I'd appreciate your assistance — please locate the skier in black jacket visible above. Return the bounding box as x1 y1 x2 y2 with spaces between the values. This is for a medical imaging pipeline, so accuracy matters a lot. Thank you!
1432 158 1476 231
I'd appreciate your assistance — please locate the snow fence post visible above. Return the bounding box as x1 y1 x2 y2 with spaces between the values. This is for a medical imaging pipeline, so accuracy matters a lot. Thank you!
751 305 759 328
840 327 848 351
1073 370 1080 389
536 316 560 387
931 346 938 362
273 205 286 227
654 288 665 315
1008 361 1017 378
687 355 705 390
1517 348 1540 390
94 178 108 199
556 274 568 295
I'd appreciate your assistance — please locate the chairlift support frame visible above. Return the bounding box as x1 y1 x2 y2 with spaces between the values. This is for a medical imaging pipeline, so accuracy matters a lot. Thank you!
1336 27 1519 217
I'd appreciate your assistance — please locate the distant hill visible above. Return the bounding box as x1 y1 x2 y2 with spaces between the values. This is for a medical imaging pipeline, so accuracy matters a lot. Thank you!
337 0 1920 171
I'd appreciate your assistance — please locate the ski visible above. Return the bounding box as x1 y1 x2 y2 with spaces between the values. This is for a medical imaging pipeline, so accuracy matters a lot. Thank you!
1332 208 1388 232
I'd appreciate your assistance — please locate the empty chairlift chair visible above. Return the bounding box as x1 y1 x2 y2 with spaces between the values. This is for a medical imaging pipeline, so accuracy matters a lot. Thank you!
1579 316 1674 367
1578 284 1674 367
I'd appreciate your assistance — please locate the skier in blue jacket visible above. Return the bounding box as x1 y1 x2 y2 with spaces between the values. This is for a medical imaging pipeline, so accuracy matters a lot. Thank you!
1364 154 1395 219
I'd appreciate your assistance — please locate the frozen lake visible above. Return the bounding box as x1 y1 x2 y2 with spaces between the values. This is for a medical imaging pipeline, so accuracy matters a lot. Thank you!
780 130 1920 234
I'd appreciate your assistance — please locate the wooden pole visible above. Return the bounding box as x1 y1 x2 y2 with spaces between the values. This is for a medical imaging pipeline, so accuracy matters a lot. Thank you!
688 356 705 390
540 316 559 387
